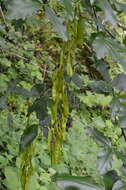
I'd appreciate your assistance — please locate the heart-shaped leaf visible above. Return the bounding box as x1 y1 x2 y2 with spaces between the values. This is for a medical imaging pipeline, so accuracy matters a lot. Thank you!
20 125 38 150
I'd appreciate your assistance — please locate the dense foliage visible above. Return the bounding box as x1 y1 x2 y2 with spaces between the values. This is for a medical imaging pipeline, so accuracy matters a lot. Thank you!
1 0 126 190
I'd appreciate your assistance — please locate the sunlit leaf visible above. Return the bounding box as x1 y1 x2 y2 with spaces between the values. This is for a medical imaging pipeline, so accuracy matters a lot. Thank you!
4 167 21 190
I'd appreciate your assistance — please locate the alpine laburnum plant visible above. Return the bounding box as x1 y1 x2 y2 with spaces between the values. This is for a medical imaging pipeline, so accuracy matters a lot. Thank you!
1 0 126 190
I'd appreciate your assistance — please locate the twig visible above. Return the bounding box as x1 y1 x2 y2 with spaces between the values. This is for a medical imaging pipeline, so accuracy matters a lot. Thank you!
14 54 29 60
40 67 52 74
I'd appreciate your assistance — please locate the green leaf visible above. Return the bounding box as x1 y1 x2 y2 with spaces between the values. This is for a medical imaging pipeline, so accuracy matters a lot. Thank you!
112 0 126 13
112 74 126 91
93 34 126 70
96 0 116 26
0 37 7 48
45 5 68 41
6 0 41 20
103 171 119 190
9 85 31 97
20 124 38 150
96 60 111 82
89 80 112 94
0 96 7 110
55 175 104 190
71 73 83 88
7 113 13 128
86 127 111 147
28 97 50 120
110 98 121 120
115 150 126 166
112 180 126 190
4 167 22 190
119 116 126 129
61 0 74 20
98 148 113 175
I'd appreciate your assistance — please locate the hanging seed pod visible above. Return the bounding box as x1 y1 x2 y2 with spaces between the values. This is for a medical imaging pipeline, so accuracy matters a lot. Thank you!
49 3 84 165
20 144 34 190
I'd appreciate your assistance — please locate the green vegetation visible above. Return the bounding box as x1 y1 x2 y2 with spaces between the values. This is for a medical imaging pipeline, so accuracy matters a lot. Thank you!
1 0 126 189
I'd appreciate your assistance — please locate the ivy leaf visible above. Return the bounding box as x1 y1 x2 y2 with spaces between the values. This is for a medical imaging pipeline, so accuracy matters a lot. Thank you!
61 0 74 20
6 0 41 20
45 5 68 41
112 74 126 91
93 34 126 70
86 127 111 147
20 125 38 150
98 148 113 175
96 0 116 26
55 175 104 190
